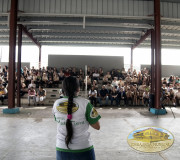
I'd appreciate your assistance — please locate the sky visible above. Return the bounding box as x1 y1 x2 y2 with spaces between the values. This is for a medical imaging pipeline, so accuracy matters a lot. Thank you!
0 45 179 71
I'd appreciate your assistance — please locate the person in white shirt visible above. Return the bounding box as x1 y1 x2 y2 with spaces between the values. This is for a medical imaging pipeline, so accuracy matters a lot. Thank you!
89 86 97 107
111 77 118 88
143 90 149 106
167 83 174 92
59 88 64 98
36 86 46 105
52 76 101 160
28 80 36 89
92 70 100 82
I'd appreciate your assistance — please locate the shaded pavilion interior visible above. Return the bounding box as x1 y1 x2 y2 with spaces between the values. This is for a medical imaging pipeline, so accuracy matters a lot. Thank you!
0 0 180 112
1 2 180 160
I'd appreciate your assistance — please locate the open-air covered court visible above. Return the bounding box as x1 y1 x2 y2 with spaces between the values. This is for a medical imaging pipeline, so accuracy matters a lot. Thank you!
1 0 180 160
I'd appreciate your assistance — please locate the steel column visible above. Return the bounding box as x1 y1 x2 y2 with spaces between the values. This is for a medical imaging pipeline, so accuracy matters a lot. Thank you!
151 30 155 94
8 0 18 109
39 46 41 69
17 24 22 107
154 0 161 109
130 48 133 72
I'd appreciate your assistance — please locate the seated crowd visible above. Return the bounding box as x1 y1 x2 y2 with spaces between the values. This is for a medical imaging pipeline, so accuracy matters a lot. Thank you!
0 64 180 107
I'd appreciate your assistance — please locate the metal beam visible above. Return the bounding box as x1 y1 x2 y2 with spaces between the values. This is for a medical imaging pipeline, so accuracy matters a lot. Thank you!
0 25 9 29
131 29 152 50
27 25 146 32
16 21 152 29
1 36 180 46
18 16 153 25
0 17 7 21
8 0 18 109
36 36 139 41
136 0 180 2
32 32 141 38
154 0 162 109
40 42 132 47
39 46 41 69
1 31 180 41
21 25 41 48
1 35 180 42
151 30 155 94
2 40 180 49
17 24 22 107
0 37 135 43
38 38 135 43
130 48 133 72
41 40 133 45
161 29 180 34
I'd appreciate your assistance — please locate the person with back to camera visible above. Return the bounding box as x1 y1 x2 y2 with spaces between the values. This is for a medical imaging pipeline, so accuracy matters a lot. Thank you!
52 76 101 160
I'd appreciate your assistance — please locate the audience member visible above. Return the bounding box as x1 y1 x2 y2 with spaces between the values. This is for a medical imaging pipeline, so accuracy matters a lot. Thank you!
143 90 149 106
36 86 46 105
117 88 126 106
0 84 7 105
126 88 133 106
28 80 36 89
175 88 180 106
98 85 109 106
125 74 132 85
92 70 100 81
111 77 118 88
1 65 179 107
28 86 36 106
89 86 97 107
110 87 118 106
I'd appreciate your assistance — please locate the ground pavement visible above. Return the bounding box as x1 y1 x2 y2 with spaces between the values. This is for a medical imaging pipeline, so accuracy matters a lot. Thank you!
0 105 180 160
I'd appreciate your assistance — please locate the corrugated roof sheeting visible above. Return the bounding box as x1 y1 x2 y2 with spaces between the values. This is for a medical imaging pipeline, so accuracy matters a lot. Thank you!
1 0 153 16
1 0 180 48
0 0 180 18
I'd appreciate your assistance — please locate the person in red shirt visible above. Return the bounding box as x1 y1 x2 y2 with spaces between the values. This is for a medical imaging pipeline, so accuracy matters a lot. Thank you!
28 86 36 106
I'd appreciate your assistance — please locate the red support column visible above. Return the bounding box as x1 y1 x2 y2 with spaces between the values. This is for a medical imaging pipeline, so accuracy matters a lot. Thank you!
20 25 41 70
39 46 41 69
8 0 18 109
131 29 153 74
130 48 133 72
151 30 155 94
154 0 162 109
17 24 22 107
131 29 152 50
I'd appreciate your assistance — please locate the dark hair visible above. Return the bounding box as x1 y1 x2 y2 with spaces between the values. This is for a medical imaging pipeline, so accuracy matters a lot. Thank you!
62 76 79 148
39 86 43 89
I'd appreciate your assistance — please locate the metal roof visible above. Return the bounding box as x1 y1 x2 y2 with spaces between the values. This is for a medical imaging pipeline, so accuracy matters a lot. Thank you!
0 0 180 48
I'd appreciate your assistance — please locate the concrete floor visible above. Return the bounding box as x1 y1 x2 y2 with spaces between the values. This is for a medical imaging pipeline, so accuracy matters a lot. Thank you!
0 106 180 160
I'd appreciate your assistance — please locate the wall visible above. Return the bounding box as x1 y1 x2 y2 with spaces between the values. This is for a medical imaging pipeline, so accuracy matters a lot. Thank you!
0 62 30 70
48 55 124 73
141 64 180 77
